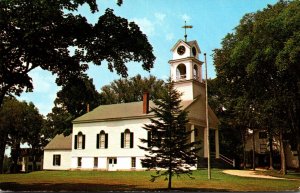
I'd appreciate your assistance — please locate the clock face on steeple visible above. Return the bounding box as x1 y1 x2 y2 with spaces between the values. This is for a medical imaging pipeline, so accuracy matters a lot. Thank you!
177 46 186 55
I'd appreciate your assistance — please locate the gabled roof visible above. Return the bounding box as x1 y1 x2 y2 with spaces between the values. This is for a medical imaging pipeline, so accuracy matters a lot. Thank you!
185 96 219 128
73 100 195 124
44 134 72 150
186 40 201 54
170 39 190 51
170 39 201 54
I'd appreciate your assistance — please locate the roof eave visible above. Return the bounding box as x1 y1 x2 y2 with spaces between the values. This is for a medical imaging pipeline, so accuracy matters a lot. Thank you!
168 57 203 65
170 39 191 51
73 114 155 124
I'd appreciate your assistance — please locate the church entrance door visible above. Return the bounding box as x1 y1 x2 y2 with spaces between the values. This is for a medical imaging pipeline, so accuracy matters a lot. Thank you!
107 157 117 171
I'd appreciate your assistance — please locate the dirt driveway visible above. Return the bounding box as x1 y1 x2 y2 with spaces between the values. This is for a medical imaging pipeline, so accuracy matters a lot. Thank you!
223 169 287 180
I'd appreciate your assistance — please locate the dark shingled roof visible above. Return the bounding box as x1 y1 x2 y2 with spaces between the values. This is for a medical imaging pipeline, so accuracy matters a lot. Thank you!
44 134 72 150
187 40 197 47
73 100 195 123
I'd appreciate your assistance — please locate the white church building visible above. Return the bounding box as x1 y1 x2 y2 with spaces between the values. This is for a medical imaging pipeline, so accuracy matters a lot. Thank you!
43 39 220 171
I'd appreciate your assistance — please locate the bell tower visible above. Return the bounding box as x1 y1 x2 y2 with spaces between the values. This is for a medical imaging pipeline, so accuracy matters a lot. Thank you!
168 39 204 101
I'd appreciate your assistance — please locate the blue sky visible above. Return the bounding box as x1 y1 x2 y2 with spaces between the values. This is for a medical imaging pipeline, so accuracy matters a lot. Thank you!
18 0 278 116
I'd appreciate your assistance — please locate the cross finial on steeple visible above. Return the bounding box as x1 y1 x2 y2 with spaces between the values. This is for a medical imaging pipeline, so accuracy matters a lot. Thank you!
182 21 193 42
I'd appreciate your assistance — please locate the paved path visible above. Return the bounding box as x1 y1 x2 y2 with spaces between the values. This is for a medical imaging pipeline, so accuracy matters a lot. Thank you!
223 169 287 180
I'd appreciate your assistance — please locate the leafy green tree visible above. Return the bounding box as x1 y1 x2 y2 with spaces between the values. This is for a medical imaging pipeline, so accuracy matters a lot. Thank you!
23 102 45 171
207 79 243 168
0 0 155 108
2 98 28 173
0 97 14 173
100 74 165 104
45 75 100 136
139 81 199 190
0 97 45 173
55 75 101 118
45 106 74 138
213 0 300 173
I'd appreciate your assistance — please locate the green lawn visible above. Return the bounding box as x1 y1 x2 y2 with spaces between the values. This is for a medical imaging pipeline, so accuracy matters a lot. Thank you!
0 169 299 192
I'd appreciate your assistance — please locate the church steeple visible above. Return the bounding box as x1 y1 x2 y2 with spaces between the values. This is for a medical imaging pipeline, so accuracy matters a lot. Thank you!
168 39 204 101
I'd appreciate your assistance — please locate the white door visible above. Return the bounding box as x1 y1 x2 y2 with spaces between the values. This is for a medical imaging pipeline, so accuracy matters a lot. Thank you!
107 158 117 171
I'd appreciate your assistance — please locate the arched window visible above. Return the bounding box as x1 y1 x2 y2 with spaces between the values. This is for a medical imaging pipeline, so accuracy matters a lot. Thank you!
121 129 134 148
193 65 198 80
176 64 186 80
96 130 108 149
74 131 85 149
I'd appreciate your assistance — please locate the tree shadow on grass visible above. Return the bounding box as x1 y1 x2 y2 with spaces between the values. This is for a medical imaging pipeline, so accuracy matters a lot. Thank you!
0 182 138 192
0 182 230 192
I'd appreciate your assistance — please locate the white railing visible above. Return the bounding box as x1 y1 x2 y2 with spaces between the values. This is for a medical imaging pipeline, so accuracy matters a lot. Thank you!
219 153 235 167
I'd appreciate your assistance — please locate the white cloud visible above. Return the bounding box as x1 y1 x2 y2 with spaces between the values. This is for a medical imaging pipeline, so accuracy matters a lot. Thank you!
131 17 155 36
181 14 191 22
166 33 175 41
154 12 166 23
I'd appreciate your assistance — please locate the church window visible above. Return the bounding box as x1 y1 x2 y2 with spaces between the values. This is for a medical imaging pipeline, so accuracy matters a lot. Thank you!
192 47 197 56
131 157 136 168
53 154 61 166
121 129 134 148
97 130 108 149
94 157 98 168
77 157 82 167
150 129 162 148
125 129 130 147
74 132 85 150
193 65 199 80
176 64 186 80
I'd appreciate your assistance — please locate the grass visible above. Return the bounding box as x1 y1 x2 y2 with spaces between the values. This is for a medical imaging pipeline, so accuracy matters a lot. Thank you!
0 169 299 192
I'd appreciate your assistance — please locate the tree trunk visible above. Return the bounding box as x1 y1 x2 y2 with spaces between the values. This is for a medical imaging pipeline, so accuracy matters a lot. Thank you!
0 130 8 174
240 128 246 169
0 91 5 109
30 147 35 171
279 130 286 175
32 156 37 171
268 130 274 170
294 87 300 171
288 101 300 172
0 136 7 174
295 107 300 171
295 126 300 171
11 139 21 173
252 129 255 170
297 142 300 172
168 170 172 190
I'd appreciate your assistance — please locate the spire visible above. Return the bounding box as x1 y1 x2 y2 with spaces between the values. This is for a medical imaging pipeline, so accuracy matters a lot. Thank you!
182 21 193 42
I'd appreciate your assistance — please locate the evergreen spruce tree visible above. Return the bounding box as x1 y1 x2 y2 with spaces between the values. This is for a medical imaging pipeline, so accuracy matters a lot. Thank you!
139 80 199 190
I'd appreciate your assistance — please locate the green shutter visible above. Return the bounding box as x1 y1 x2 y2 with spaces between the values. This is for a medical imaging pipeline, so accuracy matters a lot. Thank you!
74 135 78 149
96 134 99 149
130 132 134 148
58 155 61 166
105 134 108 149
121 133 124 148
